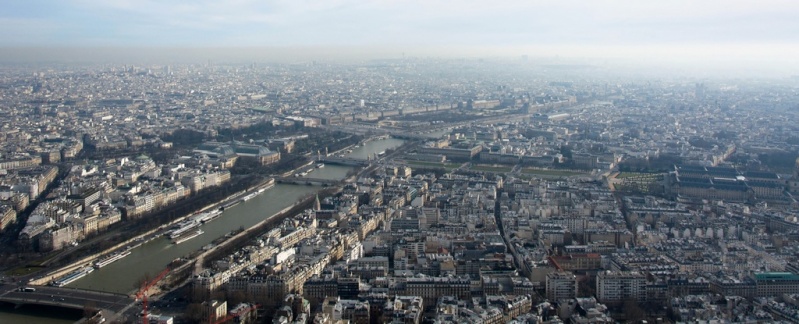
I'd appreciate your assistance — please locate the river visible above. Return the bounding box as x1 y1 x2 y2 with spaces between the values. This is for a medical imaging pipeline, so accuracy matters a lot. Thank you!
345 138 405 160
0 137 404 323
67 184 319 293
67 136 404 294
0 304 81 324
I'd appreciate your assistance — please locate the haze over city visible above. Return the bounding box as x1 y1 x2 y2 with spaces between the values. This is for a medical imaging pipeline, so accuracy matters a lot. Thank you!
2 1 799 324
2 0 799 75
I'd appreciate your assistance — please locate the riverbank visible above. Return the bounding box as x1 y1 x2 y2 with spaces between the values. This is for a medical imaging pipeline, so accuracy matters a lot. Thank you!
28 178 276 287
325 134 387 158
193 188 335 276
55 137 401 291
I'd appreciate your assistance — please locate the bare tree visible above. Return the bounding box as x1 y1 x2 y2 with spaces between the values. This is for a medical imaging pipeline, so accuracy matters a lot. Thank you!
134 272 153 291
623 299 646 322
83 301 99 322
184 302 205 323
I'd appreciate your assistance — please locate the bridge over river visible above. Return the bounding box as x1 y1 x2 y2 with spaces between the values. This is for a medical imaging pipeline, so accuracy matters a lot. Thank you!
1 136 411 323
0 283 134 315
276 177 342 186
319 156 371 166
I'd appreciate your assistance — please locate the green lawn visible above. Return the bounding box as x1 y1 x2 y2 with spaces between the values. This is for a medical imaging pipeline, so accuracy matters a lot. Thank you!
250 106 274 112
471 165 514 173
613 172 664 194
405 161 446 167
615 172 660 179
5 266 42 276
521 168 586 177
404 161 460 171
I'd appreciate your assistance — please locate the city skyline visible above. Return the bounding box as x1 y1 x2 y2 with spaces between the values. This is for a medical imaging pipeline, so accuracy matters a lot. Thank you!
1 0 798 73
3 2 799 323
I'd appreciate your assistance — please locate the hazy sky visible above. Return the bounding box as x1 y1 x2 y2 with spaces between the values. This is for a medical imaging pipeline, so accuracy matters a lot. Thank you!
2 0 799 66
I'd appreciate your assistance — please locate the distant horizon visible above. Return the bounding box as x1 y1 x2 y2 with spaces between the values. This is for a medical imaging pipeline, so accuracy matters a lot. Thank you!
0 44 796 78
3 1 798 77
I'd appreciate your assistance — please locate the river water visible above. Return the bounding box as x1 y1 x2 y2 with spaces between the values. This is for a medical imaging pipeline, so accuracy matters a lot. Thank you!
345 138 405 160
67 184 320 294
0 137 404 323
67 137 404 293
0 304 80 324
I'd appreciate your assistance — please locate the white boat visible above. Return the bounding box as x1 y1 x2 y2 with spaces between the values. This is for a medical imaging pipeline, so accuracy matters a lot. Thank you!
242 192 257 201
194 209 223 223
222 199 242 209
53 267 94 287
316 163 325 168
173 229 203 244
168 220 200 239
94 250 131 268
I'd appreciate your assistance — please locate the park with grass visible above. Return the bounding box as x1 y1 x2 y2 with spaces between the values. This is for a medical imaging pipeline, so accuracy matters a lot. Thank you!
614 172 661 179
470 164 514 173
521 168 586 177
403 161 461 171
612 172 665 194
6 266 43 276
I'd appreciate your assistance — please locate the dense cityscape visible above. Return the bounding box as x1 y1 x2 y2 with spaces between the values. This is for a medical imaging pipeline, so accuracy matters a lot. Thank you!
3 3 799 324
0 57 796 324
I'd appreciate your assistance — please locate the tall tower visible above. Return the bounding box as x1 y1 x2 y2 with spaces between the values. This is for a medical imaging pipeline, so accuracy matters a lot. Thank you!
790 158 799 194
695 82 705 99
795 157 799 178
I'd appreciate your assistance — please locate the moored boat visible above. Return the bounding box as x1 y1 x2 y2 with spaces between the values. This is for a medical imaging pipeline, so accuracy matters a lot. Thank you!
94 250 132 269
168 220 200 239
173 229 204 244
52 266 94 287
195 209 223 223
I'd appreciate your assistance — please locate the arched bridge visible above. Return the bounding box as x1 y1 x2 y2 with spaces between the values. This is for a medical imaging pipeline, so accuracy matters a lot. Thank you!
276 177 342 186
319 157 370 166
389 132 439 140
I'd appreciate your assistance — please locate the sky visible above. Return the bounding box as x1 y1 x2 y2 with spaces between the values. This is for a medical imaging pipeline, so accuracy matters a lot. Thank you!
2 0 799 68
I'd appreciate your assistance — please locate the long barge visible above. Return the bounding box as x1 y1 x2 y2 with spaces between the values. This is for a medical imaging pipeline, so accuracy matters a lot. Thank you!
238 181 274 203
173 229 203 244
195 209 222 223
167 220 201 239
241 192 258 201
93 250 132 269
52 266 94 287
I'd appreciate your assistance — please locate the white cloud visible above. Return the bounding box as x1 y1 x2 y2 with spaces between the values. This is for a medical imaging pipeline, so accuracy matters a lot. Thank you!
0 18 62 45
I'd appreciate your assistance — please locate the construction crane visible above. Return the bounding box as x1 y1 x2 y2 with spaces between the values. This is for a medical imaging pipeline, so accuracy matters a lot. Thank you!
135 267 169 324
210 303 258 324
